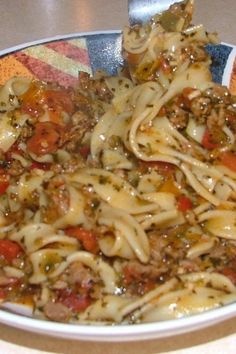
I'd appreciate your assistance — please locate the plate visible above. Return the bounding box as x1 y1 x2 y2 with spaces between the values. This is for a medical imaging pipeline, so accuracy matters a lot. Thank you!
0 31 236 342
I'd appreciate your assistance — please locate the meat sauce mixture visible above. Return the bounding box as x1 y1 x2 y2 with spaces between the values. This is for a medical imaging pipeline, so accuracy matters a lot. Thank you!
0 73 236 322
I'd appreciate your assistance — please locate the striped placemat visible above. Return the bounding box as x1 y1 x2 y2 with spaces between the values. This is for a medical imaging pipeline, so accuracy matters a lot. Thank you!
0 38 92 87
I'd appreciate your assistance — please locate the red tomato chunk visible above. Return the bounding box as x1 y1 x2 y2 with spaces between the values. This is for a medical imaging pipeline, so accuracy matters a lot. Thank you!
0 240 22 263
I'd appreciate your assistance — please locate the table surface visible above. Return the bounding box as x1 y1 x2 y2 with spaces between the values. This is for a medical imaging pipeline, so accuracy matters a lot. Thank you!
0 0 236 353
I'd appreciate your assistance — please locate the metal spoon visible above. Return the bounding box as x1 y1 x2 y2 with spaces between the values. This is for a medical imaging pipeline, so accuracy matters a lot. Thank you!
128 0 183 25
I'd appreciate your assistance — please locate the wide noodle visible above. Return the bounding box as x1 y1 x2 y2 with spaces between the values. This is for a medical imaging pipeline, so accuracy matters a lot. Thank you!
0 0 236 325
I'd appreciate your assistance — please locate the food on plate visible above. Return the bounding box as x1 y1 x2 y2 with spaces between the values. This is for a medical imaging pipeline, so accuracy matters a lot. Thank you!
0 0 236 325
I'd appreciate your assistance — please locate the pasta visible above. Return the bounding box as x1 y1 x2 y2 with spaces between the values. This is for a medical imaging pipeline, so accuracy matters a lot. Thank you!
1 0 236 326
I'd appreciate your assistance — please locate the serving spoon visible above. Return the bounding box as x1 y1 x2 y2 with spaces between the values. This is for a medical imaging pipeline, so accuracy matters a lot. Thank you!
128 0 183 25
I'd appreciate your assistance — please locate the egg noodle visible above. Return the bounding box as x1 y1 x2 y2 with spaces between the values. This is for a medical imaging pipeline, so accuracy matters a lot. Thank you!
0 0 236 324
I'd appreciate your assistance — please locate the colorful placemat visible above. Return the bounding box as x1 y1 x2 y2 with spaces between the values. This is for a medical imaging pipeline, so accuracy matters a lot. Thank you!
0 38 92 88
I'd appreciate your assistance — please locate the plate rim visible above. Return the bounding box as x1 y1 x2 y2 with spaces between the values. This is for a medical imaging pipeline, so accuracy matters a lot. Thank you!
0 30 122 57
1 300 236 341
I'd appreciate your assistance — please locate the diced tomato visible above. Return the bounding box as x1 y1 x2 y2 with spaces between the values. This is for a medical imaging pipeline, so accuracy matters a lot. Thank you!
21 83 74 123
219 151 236 172
65 227 99 254
44 90 74 115
142 279 156 293
27 122 64 156
0 278 21 300
202 128 220 150
160 57 171 74
0 239 22 263
177 195 193 212
44 89 75 124
182 87 196 97
0 288 6 300
30 161 51 171
0 169 9 195
0 179 9 195
1 277 20 286
58 290 91 312
0 168 7 175
157 106 167 117
20 82 45 118
123 266 140 285
221 267 236 285
227 115 235 123
78 145 90 159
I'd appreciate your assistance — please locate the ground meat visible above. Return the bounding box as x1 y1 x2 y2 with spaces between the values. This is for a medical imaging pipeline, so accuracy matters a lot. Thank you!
63 157 85 172
148 225 192 277
0 149 5 162
51 156 85 174
190 96 211 122
205 85 232 105
66 262 96 288
71 110 90 126
209 244 227 259
123 260 163 295
165 243 186 260
124 260 164 279
63 111 94 152
149 235 168 264
220 266 236 285
4 209 24 226
227 122 236 136
21 124 33 139
7 159 24 176
74 91 93 113
78 72 113 103
206 107 225 130
44 301 71 322
210 240 236 261
181 45 209 63
177 259 200 273
42 177 69 223
152 237 185 265
169 106 189 129
226 109 236 133
194 46 209 62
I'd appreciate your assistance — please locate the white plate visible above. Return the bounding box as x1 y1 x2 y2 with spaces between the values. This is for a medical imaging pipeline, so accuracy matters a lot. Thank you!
1 300 236 341
0 32 235 342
